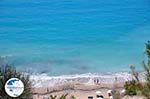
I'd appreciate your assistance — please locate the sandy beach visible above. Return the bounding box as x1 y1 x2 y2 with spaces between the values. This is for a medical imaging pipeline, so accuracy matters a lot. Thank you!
32 83 145 99
30 73 146 99
32 84 123 99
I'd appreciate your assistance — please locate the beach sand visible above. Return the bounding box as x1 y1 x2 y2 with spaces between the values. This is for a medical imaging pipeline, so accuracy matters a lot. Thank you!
30 73 145 99
32 84 145 99
32 83 124 99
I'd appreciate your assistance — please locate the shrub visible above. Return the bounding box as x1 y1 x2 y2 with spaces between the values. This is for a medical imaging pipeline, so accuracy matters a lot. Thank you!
144 41 150 83
141 83 150 99
70 95 76 99
141 41 150 98
49 95 57 99
0 64 32 99
58 94 68 99
124 41 150 98
49 94 69 99
124 80 137 96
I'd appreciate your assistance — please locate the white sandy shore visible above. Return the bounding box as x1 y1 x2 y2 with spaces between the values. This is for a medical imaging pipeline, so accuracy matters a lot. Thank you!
30 72 132 87
30 72 145 88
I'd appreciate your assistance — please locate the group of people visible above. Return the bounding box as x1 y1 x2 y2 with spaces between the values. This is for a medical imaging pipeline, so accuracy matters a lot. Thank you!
88 89 126 99
88 90 114 99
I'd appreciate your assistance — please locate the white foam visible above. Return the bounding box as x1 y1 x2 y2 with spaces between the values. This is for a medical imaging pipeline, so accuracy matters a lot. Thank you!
30 72 140 88
0 55 13 59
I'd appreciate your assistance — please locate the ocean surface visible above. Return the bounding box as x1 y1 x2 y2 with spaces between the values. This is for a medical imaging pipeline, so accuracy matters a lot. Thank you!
0 0 150 76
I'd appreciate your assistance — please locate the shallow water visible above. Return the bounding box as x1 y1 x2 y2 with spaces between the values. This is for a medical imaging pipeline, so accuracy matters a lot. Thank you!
0 0 150 75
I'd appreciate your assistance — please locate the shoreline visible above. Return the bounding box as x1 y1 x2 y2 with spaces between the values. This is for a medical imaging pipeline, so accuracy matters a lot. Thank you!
30 72 145 88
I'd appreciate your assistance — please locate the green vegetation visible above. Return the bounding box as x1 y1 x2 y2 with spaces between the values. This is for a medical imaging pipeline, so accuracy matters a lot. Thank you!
0 65 32 99
144 41 150 82
124 80 140 96
70 95 76 99
124 41 150 98
48 94 68 99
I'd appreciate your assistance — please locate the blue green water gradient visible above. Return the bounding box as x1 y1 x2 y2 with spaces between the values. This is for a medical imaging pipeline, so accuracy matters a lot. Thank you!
0 0 150 75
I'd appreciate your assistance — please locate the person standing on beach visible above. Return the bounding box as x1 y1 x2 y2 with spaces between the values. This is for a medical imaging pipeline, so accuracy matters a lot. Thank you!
94 78 99 85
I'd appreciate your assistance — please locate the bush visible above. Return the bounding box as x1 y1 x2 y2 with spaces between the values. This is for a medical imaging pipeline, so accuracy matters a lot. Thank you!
49 94 69 99
124 41 150 98
124 80 137 96
141 83 150 99
141 41 150 98
0 64 32 99
70 95 76 99
144 41 150 83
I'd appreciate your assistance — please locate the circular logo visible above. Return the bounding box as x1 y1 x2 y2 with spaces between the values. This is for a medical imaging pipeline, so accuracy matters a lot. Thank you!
5 78 24 97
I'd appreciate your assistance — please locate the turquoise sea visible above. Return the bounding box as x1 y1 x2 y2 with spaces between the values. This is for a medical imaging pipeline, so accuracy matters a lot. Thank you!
0 0 150 76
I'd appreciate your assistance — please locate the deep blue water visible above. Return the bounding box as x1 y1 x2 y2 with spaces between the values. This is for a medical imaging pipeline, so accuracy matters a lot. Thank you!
0 0 150 75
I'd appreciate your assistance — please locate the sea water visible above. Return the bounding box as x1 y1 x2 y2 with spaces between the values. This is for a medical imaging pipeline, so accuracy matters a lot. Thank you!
0 0 150 76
